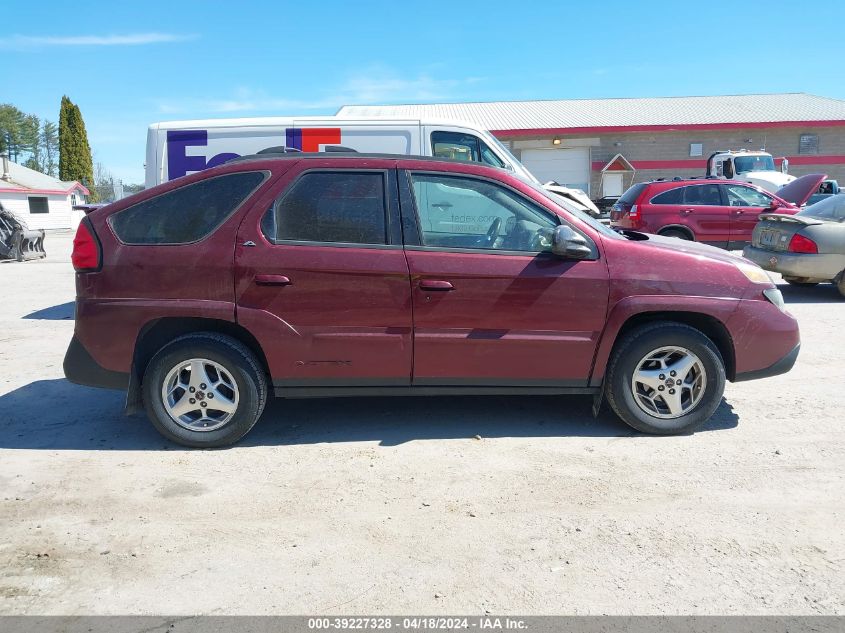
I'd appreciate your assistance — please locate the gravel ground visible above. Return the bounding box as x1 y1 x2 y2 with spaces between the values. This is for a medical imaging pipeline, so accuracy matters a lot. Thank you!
1 232 843 615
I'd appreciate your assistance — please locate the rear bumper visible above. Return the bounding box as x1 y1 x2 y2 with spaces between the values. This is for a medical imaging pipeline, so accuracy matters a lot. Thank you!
734 342 800 382
610 217 639 230
63 335 129 391
743 246 845 281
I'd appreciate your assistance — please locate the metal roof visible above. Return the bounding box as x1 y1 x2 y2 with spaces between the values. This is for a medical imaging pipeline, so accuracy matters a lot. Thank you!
0 159 88 195
337 93 845 134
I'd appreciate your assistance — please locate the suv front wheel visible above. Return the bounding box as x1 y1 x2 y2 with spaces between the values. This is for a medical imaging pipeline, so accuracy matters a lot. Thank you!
606 322 726 434
142 333 268 447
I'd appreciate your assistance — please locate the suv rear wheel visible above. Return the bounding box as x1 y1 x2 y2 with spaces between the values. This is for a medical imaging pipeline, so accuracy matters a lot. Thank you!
606 322 725 434
142 333 267 447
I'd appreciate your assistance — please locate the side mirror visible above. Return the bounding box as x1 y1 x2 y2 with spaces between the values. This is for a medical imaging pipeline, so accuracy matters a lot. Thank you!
551 225 593 259
769 199 781 210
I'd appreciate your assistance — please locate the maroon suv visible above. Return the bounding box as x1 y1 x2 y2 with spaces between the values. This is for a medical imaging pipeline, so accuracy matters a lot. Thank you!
65 154 800 447
610 175 825 248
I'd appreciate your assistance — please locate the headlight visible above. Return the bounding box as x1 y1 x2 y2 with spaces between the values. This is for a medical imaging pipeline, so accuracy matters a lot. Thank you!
734 260 772 284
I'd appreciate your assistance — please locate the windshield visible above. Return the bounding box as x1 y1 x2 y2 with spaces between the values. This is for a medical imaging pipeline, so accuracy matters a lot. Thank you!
523 179 624 240
798 194 845 221
734 155 776 174
484 134 541 184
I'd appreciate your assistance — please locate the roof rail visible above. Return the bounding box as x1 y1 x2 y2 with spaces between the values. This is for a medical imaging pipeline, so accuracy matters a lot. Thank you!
223 152 468 166
256 146 302 154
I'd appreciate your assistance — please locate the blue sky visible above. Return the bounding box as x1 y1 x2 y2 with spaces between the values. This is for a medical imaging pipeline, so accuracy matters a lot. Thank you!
5 0 845 184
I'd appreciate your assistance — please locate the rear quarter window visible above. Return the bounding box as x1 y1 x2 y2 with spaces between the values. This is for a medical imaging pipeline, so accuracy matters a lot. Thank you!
618 183 647 205
109 171 266 244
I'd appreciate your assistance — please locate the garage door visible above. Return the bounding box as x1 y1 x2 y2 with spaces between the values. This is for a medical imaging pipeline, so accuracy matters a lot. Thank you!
521 148 591 194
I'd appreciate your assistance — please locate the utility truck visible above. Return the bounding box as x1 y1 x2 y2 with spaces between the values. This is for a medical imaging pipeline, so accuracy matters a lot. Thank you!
705 149 795 193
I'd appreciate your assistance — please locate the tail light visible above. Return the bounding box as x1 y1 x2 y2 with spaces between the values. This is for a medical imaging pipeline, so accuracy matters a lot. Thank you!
787 234 818 254
71 219 102 272
611 202 638 219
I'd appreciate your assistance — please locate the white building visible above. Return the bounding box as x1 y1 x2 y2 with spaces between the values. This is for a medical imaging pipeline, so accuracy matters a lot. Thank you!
0 155 89 230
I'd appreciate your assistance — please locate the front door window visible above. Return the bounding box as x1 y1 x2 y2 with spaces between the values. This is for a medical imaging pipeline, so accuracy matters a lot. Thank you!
724 184 772 207
409 173 557 252
431 132 506 169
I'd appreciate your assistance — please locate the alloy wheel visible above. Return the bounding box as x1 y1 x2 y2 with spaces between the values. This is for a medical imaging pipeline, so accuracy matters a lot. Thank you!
630 346 707 419
161 358 240 431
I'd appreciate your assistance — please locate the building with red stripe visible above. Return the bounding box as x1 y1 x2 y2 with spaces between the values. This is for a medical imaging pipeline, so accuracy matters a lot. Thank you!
338 93 845 199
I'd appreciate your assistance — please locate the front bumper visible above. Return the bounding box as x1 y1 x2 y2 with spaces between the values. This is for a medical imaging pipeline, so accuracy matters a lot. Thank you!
734 343 800 382
726 295 800 381
743 246 845 281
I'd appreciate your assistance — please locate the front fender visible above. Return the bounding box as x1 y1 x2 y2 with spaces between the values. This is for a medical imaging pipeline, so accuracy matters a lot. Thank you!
588 295 741 387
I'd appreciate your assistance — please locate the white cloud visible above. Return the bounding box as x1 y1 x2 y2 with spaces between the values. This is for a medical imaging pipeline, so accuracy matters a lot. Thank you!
334 68 484 105
0 33 197 49
155 67 485 115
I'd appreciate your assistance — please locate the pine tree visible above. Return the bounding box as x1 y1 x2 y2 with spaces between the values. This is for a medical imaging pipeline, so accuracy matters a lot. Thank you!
58 96 73 178
59 95 98 201
40 121 59 177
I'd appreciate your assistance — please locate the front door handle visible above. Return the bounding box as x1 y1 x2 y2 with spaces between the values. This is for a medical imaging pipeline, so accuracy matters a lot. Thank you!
681 208 695 214
419 280 454 291
254 274 292 286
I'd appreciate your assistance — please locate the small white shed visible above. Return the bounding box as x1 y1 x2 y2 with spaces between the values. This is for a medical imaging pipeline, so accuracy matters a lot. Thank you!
0 155 89 230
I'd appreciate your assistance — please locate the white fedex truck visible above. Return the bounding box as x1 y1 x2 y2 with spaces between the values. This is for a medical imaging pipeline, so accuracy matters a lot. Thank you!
145 116 600 215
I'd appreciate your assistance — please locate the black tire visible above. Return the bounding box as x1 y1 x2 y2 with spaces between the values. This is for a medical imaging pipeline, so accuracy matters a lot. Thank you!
142 333 267 448
605 322 726 435
837 273 845 299
659 229 692 241
783 276 820 286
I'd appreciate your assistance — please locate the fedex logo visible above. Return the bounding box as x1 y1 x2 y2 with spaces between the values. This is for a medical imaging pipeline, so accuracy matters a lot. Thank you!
166 127 342 180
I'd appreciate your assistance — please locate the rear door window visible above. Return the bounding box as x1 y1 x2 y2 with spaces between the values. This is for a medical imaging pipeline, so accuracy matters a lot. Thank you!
683 184 723 205
109 171 266 244
262 171 387 245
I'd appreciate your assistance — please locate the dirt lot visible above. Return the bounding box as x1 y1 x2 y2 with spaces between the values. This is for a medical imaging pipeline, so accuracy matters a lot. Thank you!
1 232 843 615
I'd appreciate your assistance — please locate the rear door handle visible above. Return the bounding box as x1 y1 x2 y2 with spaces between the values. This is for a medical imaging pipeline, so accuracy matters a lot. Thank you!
419 280 454 291
681 208 694 214
254 274 292 286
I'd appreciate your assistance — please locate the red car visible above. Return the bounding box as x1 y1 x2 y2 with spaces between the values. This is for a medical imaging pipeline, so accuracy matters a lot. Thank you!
610 175 825 248
65 154 800 447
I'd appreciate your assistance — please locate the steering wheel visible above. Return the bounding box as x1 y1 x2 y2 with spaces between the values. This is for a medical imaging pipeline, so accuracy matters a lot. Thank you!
485 217 502 247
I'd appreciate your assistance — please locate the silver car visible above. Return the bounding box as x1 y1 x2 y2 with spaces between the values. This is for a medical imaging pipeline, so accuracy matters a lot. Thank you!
743 194 845 297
